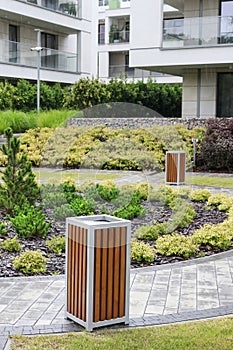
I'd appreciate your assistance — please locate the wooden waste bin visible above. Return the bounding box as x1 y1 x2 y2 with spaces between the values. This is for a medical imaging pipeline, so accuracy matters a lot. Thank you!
165 151 186 185
66 215 131 331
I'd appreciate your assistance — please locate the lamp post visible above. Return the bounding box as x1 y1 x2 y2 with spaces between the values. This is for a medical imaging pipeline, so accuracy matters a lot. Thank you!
192 138 199 167
31 29 43 113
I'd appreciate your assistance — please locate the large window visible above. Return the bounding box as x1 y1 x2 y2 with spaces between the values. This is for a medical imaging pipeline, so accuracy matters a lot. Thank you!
41 32 58 69
9 25 19 63
220 1 233 43
217 73 233 117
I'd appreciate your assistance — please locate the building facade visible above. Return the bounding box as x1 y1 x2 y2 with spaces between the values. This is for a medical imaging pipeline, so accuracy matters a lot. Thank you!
130 0 233 118
0 0 93 84
96 0 182 82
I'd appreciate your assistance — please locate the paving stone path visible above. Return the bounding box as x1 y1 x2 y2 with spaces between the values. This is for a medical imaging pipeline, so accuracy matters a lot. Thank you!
0 251 233 349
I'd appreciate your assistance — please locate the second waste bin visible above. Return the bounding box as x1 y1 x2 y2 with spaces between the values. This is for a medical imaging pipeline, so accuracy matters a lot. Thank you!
165 151 186 185
66 215 131 331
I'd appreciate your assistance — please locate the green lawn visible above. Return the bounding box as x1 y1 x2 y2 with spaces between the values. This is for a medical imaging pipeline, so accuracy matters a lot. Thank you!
11 317 233 350
186 175 233 188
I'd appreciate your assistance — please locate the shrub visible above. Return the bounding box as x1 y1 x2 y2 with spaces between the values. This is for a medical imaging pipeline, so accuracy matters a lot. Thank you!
207 193 233 212
189 189 211 202
46 235 66 253
131 240 155 263
96 180 119 201
0 222 8 236
9 205 51 238
196 119 233 172
134 223 166 241
136 182 153 201
166 199 196 233
13 250 48 274
70 196 94 216
156 234 198 258
149 185 178 208
112 192 145 219
1 236 22 252
53 204 75 220
192 221 233 250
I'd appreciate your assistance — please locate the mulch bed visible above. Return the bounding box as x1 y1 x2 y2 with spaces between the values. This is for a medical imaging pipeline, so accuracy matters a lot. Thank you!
0 201 229 277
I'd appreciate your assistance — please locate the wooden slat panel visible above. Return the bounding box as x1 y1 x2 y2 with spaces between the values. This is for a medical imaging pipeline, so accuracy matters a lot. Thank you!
107 228 114 320
119 227 126 318
179 153 186 182
73 226 79 317
94 229 101 322
81 228 87 321
70 225 75 315
100 229 108 321
167 153 178 183
113 227 121 319
78 226 83 320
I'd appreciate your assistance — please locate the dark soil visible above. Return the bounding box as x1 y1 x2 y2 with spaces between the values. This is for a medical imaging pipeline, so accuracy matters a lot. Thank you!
0 201 229 277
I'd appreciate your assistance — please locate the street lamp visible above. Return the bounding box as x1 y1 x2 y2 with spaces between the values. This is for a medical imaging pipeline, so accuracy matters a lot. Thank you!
31 29 43 113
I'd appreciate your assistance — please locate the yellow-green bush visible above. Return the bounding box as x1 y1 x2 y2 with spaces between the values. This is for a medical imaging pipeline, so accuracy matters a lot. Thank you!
131 240 155 263
156 233 198 258
207 193 233 212
189 189 211 202
13 250 48 274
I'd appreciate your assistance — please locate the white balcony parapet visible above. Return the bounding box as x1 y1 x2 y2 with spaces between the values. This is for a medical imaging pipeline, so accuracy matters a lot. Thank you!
16 0 80 18
0 40 78 73
163 15 233 48
98 0 130 10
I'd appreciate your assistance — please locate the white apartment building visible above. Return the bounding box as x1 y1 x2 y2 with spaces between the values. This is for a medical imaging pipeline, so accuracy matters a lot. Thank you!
0 0 93 84
130 0 233 118
96 0 182 82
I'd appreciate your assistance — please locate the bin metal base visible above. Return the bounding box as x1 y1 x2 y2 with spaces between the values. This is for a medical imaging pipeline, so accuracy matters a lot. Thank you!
66 215 131 332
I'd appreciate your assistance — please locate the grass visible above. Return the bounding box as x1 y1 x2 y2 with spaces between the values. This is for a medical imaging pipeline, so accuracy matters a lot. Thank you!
11 317 233 350
186 175 233 188
0 110 77 133
35 170 125 183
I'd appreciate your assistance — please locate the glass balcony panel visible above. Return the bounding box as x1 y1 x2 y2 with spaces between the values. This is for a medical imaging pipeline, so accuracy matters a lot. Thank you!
109 30 130 43
109 65 168 79
0 40 78 73
17 0 80 17
163 15 233 48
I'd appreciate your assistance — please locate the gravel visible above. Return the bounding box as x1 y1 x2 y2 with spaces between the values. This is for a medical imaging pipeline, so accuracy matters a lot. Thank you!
0 201 229 277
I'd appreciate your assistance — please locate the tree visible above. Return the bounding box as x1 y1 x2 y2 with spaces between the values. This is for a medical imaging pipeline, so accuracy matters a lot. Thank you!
0 127 40 213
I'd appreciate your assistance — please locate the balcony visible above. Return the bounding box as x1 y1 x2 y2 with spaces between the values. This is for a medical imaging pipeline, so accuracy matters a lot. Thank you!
98 0 130 10
0 40 78 73
163 15 233 48
16 0 80 17
109 27 130 44
109 65 167 79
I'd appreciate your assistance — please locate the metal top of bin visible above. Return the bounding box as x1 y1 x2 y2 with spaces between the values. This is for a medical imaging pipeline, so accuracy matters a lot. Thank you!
66 215 131 229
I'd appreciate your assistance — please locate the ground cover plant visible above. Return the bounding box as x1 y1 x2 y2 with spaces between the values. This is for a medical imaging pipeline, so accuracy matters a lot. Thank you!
10 316 233 350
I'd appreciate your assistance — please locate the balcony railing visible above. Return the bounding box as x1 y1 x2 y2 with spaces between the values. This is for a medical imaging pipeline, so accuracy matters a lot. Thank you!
0 40 78 73
98 0 130 10
109 65 167 79
16 0 80 18
109 30 130 43
163 15 233 48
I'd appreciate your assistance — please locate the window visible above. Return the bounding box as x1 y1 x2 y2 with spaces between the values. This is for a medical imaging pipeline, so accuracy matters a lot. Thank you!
217 73 233 117
9 25 19 63
41 32 58 69
220 1 233 43
98 23 105 44
41 0 58 10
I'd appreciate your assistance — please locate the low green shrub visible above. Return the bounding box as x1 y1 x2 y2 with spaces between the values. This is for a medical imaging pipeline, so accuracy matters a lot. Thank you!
136 182 153 201
112 192 145 219
13 250 48 274
96 180 119 201
131 240 155 263
53 204 75 220
207 193 233 212
70 196 94 216
0 222 8 236
9 205 51 238
156 234 198 258
166 199 196 233
189 189 211 202
46 235 66 253
1 236 22 252
42 192 68 209
192 221 233 250
134 223 166 241
149 185 178 208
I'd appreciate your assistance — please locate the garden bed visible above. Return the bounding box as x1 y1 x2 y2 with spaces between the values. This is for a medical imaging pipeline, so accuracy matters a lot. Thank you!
0 198 229 278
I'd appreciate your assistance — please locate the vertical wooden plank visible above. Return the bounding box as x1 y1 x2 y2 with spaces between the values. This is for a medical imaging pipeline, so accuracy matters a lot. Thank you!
100 229 108 321
73 226 79 318
78 226 83 320
179 153 186 182
107 227 114 320
81 228 87 321
119 227 126 318
113 227 121 319
67 224 72 313
94 229 101 322
70 225 75 315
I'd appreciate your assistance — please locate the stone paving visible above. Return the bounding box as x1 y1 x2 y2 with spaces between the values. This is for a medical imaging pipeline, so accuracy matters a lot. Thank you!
0 251 233 349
